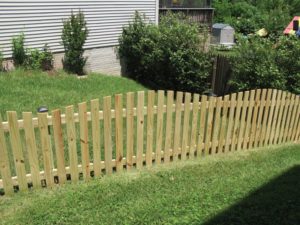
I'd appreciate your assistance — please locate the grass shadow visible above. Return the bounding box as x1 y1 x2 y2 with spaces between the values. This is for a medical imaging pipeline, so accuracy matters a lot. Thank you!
203 165 300 225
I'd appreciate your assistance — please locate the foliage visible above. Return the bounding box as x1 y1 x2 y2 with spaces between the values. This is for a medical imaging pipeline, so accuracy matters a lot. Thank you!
213 0 298 36
275 36 300 94
61 11 89 75
119 12 212 93
25 45 53 71
0 144 299 225
229 35 300 94
12 33 27 67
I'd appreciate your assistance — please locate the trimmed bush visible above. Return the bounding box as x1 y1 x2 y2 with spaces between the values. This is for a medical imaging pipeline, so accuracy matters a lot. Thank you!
119 12 212 94
61 11 89 75
12 33 27 67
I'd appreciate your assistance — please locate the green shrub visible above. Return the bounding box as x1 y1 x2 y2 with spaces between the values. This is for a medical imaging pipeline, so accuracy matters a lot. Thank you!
229 35 300 94
119 12 212 93
275 36 300 94
12 33 27 67
61 11 89 75
213 0 293 36
25 45 53 71
229 36 285 91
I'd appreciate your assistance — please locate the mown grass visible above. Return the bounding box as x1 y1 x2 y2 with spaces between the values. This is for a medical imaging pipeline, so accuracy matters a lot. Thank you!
0 69 148 177
0 144 299 225
0 68 147 119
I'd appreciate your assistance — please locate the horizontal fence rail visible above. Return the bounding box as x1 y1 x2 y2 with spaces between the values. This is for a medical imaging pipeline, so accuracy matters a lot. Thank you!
0 89 299 195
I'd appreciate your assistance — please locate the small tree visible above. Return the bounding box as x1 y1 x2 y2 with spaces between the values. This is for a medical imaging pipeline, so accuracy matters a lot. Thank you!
12 33 27 67
61 11 88 75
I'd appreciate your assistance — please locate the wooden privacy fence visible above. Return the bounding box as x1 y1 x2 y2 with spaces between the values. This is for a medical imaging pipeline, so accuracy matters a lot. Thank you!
0 89 300 195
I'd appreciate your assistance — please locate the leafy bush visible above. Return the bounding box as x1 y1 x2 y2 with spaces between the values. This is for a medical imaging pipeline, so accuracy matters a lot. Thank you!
25 45 53 71
213 0 293 36
229 35 300 94
119 12 212 93
275 36 300 94
12 33 27 67
61 11 89 75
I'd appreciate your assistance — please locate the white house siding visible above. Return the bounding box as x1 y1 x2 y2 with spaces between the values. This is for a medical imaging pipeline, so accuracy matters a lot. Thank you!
0 0 158 75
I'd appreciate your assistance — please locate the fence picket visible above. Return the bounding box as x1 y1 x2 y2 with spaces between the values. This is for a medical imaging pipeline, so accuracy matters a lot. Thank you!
264 90 277 146
65 106 78 182
224 93 236 152
242 90 255 150
231 92 243 151
103 96 112 175
181 93 192 159
173 92 183 161
7 111 28 191
197 95 208 156
291 96 300 141
218 95 229 152
23 112 40 188
115 95 124 172
211 97 222 154
146 91 155 167
249 89 261 148
254 89 266 148
269 90 282 145
237 91 249 151
295 100 300 142
259 89 272 147
189 94 200 157
164 91 174 163
204 97 215 155
279 93 291 143
136 91 145 169
126 92 134 171
274 91 286 144
0 115 13 194
91 99 101 177
286 94 296 142
155 91 164 164
79 102 90 180
38 112 53 187
52 110 66 184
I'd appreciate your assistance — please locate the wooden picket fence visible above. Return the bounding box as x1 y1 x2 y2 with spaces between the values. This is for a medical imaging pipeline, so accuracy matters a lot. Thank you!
0 89 300 195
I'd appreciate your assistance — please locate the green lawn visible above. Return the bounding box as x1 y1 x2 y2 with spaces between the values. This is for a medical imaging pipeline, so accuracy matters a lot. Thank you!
0 144 299 225
0 69 147 119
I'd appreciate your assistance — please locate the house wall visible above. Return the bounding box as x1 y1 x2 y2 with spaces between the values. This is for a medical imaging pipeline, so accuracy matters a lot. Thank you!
0 0 158 75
